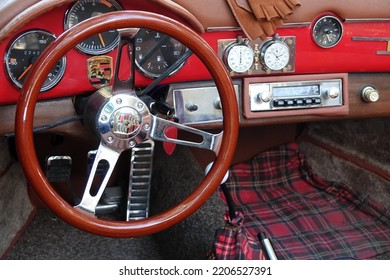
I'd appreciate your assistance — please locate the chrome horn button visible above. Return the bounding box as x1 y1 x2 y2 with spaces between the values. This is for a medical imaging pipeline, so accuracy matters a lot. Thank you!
110 107 142 139
97 94 151 150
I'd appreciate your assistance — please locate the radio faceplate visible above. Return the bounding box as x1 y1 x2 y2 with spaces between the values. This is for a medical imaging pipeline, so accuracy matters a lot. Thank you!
249 79 343 112
243 74 349 119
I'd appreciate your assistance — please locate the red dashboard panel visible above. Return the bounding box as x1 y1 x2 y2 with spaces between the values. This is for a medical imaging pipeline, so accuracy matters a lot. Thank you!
1 3 390 105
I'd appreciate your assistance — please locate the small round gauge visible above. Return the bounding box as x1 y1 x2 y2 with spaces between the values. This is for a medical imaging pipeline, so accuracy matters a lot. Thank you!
312 15 343 48
224 43 254 73
261 40 290 71
64 0 122 55
4 30 66 92
135 29 188 78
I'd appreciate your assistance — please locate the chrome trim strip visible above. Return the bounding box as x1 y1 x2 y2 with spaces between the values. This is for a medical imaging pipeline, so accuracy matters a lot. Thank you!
352 36 390 41
376 51 390 55
345 18 390 23
280 22 311 28
206 26 242 32
206 22 310 32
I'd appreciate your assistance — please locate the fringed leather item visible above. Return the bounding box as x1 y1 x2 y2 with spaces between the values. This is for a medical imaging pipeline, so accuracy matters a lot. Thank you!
226 0 300 40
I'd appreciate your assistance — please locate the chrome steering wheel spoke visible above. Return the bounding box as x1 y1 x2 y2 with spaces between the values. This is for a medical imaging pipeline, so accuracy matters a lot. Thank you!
111 28 139 97
149 115 223 154
75 142 121 215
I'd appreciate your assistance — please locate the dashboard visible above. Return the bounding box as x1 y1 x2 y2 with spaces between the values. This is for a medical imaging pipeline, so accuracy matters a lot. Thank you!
1 0 390 129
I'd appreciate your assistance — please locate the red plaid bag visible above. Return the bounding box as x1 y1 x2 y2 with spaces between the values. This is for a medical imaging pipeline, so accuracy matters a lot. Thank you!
210 212 266 260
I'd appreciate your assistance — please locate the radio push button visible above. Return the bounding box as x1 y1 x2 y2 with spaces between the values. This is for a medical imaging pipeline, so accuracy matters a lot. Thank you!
286 100 295 106
304 98 313 105
273 100 286 107
295 99 304 106
314 98 322 104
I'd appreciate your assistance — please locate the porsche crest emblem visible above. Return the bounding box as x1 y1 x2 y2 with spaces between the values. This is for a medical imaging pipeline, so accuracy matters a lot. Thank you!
111 108 141 139
87 56 113 89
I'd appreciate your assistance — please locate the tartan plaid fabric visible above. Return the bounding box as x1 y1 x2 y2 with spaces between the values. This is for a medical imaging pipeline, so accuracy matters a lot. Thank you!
211 212 266 260
213 142 390 260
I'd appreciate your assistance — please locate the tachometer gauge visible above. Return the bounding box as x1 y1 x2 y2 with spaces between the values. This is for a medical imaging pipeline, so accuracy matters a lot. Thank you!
135 29 188 78
4 30 66 92
223 42 254 73
261 40 290 71
64 0 122 55
312 15 343 48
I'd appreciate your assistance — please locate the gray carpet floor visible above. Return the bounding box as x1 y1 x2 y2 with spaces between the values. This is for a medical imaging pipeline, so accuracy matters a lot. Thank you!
5 208 163 260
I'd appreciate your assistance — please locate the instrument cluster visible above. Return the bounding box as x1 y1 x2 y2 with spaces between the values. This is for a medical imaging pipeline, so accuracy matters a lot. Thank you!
3 0 189 92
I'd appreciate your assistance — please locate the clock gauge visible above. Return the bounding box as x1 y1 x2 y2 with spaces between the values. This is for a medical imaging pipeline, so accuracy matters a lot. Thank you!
223 42 254 73
261 40 290 71
312 15 343 48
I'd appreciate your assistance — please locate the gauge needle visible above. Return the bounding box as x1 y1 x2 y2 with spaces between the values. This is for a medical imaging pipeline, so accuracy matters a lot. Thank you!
18 64 33 81
98 33 106 47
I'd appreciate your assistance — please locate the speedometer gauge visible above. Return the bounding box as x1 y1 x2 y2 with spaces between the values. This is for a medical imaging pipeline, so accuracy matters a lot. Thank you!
135 29 188 78
4 30 66 92
64 0 122 55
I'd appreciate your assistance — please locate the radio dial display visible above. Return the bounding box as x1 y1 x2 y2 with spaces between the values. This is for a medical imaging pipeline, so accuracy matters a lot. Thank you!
273 85 320 98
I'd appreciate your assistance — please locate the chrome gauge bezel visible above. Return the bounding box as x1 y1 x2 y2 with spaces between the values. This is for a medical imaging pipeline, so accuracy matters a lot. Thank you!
134 29 188 79
312 15 343 48
64 0 123 55
4 29 66 92
223 42 254 74
260 39 290 71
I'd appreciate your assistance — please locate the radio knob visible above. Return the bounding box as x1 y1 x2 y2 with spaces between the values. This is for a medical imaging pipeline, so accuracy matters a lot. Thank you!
361 86 379 103
327 87 340 99
258 91 272 103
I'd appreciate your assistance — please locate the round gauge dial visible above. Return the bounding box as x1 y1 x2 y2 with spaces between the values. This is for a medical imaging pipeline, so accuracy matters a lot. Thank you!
64 0 122 55
135 29 188 78
4 30 66 92
224 43 254 73
312 15 343 48
261 41 290 71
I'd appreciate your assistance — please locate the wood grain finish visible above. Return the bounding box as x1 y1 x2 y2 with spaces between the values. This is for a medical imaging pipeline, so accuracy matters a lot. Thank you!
14 11 239 238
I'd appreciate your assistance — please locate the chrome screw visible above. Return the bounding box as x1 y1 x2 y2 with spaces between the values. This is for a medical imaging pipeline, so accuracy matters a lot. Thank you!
129 141 136 148
144 124 150 131
116 98 122 105
101 115 108 122
137 102 144 109
107 136 114 143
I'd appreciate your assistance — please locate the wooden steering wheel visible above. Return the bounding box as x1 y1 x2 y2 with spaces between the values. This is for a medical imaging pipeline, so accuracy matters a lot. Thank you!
15 11 239 238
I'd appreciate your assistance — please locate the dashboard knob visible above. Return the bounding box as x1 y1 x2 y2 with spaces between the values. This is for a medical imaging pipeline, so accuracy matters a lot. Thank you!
361 86 379 103
327 87 340 99
185 103 199 112
213 98 222 110
258 91 272 103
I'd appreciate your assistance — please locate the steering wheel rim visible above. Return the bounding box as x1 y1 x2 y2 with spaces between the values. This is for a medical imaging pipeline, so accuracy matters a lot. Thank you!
15 11 239 238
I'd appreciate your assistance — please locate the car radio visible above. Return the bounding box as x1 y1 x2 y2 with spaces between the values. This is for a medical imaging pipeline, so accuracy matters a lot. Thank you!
243 74 348 119
249 79 343 112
